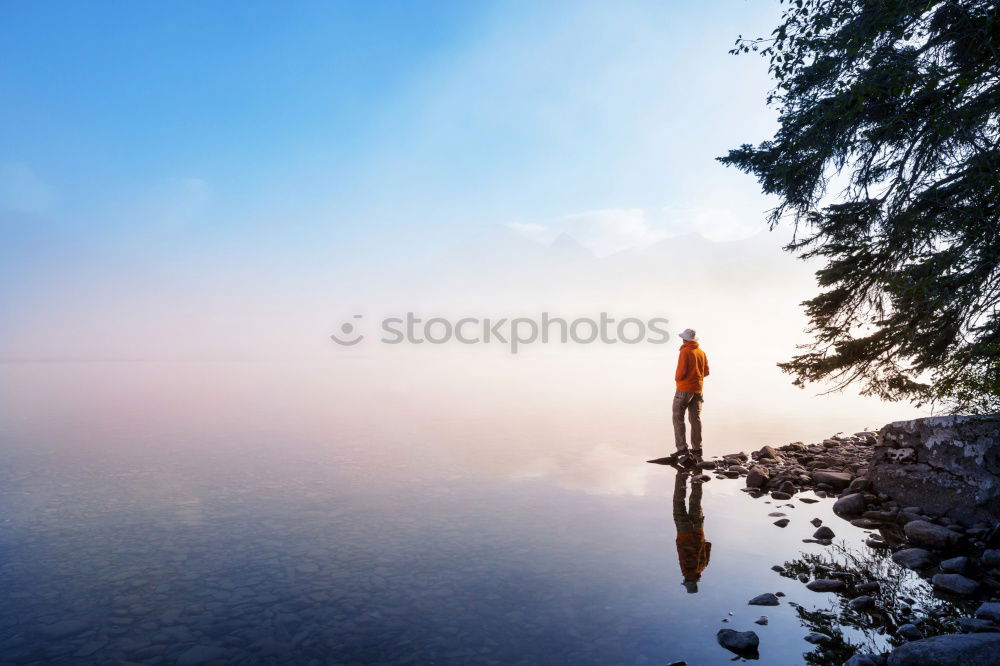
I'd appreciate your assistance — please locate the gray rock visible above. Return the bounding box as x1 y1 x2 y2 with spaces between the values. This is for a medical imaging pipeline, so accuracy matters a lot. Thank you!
892 548 934 569
940 556 970 574
870 415 1000 526
746 465 770 488
810 517 823 527
982 549 1000 568
774 518 790 528
849 595 875 611
758 445 780 459
904 520 961 549
856 582 880 593
813 526 836 539
887 632 1000 665
812 470 853 489
834 493 867 516
771 491 792 500
848 477 872 493
804 631 831 644
932 573 980 595
844 654 882 666
748 593 780 606
976 601 1000 623
806 578 845 592
754 616 768 625
958 618 1000 633
896 623 923 641
716 629 759 657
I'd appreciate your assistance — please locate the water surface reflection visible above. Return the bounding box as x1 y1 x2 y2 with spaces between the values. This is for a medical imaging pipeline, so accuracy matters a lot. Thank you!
0 362 967 664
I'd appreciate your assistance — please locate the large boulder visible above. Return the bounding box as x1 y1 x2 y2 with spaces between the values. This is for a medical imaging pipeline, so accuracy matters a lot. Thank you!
904 520 961 549
869 414 1000 525
887 632 1000 665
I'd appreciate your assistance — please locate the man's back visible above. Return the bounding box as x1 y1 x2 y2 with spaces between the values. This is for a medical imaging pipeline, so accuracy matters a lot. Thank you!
675 340 710 394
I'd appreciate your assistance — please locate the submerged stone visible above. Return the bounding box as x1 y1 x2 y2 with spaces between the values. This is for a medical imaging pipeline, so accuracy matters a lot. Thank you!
813 526 835 539
747 593 780 606
716 629 759 658
806 578 845 592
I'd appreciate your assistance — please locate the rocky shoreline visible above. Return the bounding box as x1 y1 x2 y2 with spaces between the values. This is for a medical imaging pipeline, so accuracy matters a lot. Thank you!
700 429 1000 665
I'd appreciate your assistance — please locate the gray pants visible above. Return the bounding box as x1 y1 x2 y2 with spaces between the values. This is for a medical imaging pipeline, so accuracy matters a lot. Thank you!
673 390 703 451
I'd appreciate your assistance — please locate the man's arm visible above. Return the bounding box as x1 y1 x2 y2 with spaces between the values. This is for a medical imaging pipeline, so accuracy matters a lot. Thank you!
675 349 690 383
703 353 710 377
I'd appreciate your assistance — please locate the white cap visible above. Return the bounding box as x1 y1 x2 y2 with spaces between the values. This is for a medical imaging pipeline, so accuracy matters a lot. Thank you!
679 328 697 341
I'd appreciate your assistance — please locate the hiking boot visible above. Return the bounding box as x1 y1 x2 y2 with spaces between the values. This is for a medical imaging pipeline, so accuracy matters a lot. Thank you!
675 450 699 467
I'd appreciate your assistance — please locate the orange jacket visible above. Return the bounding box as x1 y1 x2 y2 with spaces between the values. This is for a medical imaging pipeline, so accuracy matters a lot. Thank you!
675 340 709 393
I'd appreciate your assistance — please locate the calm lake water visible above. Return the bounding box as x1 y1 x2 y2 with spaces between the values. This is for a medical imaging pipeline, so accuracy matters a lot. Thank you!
0 359 961 665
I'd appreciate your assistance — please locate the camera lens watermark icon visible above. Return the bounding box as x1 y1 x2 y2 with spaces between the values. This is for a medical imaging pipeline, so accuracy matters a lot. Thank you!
330 314 364 346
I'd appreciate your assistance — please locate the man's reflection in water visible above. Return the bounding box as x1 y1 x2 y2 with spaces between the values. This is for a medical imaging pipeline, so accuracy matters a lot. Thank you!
673 469 711 593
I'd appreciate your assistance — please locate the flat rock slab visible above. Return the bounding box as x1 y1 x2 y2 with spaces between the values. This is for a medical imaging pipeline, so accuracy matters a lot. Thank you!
812 471 852 489
887 632 1000 665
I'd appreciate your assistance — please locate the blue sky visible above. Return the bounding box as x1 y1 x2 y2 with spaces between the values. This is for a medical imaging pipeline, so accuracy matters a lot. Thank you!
0 0 787 355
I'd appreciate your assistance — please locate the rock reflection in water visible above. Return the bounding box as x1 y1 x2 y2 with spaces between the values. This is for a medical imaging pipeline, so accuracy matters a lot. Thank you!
777 540 978 664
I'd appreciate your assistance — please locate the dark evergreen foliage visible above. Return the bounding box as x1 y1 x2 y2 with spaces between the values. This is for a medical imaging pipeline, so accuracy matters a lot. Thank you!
720 0 1000 413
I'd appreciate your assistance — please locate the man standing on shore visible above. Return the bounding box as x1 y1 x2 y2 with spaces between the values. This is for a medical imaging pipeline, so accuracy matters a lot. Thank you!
673 328 709 464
